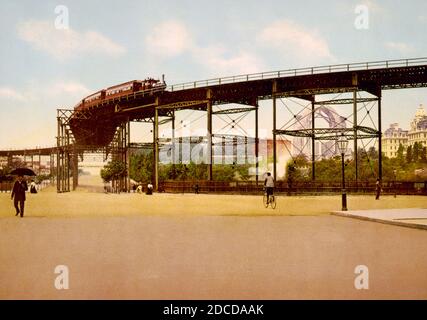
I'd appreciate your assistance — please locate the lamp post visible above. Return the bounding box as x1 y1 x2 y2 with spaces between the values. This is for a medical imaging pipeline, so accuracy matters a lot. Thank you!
393 169 397 198
337 134 349 211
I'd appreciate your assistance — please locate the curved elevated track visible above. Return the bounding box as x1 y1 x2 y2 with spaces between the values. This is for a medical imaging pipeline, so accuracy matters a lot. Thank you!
2 58 427 192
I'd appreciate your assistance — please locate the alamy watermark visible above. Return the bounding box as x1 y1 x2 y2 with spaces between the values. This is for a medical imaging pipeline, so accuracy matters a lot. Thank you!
354 265 369 290
54 5 69 30
54 265 69 290
354 4 369 30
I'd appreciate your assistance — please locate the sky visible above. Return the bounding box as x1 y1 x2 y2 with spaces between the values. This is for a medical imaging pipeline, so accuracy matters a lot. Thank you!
0 0 427 149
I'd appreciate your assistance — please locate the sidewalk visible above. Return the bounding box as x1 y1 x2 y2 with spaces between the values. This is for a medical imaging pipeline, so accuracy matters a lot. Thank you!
332 208 427 230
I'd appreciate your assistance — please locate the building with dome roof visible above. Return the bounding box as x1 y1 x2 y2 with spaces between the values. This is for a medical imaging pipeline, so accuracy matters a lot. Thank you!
382 123 408 158
408 104 427 150
382 104 427 158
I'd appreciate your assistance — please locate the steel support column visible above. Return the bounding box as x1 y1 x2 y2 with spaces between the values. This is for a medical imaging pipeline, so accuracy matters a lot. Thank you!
38 153 41 175
378 93 383 181
72 147 78 191
66 129 71 192
353 90 358 184
245 136 248 165
255 100 259 185
171 110 176 174
272 81 277 181
154 107 159 191
56 116 61 193
311 100 316 181
207 90 213 180
50 153 54 185
126 119 131 192
222 136 226 165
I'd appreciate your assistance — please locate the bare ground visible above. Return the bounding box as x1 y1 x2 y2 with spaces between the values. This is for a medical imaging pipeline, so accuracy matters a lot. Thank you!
0 181 426 299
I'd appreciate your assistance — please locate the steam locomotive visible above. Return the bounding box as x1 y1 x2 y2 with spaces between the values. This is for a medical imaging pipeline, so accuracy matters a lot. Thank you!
74 77 166 111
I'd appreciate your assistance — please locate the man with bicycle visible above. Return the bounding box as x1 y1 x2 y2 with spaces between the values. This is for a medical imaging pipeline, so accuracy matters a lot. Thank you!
264 172 275 204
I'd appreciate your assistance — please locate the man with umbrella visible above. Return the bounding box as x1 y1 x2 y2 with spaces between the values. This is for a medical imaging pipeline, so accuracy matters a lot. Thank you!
10 168 34 218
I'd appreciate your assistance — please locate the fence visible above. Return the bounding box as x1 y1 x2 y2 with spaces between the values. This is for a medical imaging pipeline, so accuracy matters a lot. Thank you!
0 180 52 193
160 180 427 195
0 182 13 193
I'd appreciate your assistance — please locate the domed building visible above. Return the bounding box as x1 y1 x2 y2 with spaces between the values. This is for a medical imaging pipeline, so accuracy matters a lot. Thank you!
382 123 408 158
408 104 427 149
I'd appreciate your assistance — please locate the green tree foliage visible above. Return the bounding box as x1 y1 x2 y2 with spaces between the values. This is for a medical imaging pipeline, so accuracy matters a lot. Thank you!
100 160 126 183
397 143 405 164
285 156 310 186
413 142 420 163
421 147 427 163
406 145 413 163
129 152 153 183
213 164 235 181
0 166 13 182
129 152 252 182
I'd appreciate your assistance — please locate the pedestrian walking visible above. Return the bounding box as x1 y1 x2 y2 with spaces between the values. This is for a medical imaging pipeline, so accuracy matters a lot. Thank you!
193 183 199 194
375 178 382 200
146 183 153 195
30 180 37 194
11 175 28 217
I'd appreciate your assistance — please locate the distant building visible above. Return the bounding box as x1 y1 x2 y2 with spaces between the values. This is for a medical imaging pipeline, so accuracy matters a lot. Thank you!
408 104 427 149
382 123 408 158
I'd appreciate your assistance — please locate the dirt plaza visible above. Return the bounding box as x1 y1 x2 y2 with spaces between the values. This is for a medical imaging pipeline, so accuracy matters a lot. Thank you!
0 183 426 299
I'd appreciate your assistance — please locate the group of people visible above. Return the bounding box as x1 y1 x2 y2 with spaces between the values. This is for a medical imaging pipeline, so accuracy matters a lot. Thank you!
263 173 385 203
133 183 154 195
9 173 384 217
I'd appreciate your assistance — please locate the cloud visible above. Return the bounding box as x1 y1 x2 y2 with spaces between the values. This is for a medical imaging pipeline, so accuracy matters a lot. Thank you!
0 81 91 105
385 42 416 55
0 87 26 101
145 20 264 75
256 20 334 63
418 15 427 24
25 80 92 104
17 20 126 60
51 81 91 96
192 45 264 75
145 20 193 58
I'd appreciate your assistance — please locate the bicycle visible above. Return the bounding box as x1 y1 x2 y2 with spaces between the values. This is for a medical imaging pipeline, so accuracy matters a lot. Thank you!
263 188 277 209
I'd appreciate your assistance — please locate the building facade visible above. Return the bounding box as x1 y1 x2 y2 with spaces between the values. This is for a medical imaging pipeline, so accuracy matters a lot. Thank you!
408 104 427 149
382 104 427 158
382 123 408 158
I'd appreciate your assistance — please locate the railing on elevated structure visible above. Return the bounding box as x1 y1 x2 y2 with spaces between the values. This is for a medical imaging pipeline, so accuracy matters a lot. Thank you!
168 57 427 91
73 57 427 111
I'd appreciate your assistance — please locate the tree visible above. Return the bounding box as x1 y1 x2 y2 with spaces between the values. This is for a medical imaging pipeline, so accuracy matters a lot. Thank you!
0 166 13 182
187 162 208 180
100 160 126 183
406 145 413 164
421 147 427 163
213 164 235 181
397 143 405 164
413 142 420 163
367 146 378 160
130 152 153 183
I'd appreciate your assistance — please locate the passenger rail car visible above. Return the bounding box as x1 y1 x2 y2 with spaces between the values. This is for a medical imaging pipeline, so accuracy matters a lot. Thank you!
74 77 166 111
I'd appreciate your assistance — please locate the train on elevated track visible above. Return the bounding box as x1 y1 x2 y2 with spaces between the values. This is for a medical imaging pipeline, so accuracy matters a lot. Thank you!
74 76 166 111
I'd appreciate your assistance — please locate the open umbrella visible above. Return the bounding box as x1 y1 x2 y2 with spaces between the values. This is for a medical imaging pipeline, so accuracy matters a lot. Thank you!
9 168 36 176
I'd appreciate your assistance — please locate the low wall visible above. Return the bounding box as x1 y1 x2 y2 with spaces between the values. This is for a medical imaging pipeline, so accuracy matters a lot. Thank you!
159 180 427 195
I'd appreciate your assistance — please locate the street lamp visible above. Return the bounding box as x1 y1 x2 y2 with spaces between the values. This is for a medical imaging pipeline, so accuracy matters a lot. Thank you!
393 169 397 198
337 134 349 211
